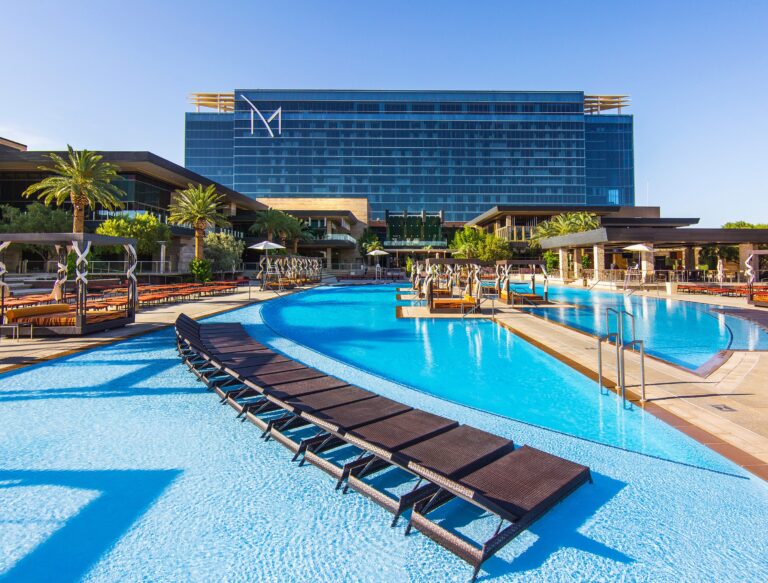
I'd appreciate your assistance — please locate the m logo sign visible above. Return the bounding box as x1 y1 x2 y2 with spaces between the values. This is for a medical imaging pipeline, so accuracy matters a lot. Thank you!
241 95 282 137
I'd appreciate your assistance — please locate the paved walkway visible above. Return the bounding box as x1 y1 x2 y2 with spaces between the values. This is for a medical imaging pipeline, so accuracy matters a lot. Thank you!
0 286 301 373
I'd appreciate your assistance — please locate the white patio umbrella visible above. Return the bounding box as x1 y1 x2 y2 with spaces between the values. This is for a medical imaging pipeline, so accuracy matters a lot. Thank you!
623 243 654 252
249 241 286 291
249 240 285 257
367 249 389 266
249 241 285 275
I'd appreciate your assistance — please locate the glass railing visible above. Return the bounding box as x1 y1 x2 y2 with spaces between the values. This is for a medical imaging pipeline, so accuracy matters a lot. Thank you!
322 233 357 244
89 261 172 274
383 239 448 248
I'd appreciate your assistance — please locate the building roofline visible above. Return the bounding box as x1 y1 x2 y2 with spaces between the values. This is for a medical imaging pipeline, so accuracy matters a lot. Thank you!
466 205 626 226
0 149 265 211
539 227 768 249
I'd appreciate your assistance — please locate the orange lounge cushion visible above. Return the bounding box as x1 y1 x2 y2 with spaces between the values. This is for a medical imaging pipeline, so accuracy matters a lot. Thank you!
433 298 477 307
5 303 70 323
15 310 127 326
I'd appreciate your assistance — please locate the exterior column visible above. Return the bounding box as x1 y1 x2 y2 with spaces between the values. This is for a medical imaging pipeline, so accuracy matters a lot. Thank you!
159 242 166 274
178 238 195 273
593 244 605 279
326 247 333 270
640 244 655 282
558 248 568 279
505 215 513 227
573 248 582 278
683 246 695 272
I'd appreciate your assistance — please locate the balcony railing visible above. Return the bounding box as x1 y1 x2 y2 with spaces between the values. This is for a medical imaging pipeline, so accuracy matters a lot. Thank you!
321 233 357 244
383 239 448 248
89 260 173 274
495 225 535 242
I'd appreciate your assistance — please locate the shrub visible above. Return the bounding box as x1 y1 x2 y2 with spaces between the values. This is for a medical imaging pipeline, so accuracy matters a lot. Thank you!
190 258 212 282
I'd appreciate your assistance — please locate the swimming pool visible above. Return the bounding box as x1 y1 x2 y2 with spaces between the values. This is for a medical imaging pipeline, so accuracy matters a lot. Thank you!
518 283 768 370
1 290 767 581
259 285 728 470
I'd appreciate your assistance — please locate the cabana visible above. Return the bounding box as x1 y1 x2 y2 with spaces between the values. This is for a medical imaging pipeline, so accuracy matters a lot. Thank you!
0 233 138 336
495 259 548 305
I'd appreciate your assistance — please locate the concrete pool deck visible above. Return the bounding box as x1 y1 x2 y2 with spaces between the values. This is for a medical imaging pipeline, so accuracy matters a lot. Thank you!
0 285 309 374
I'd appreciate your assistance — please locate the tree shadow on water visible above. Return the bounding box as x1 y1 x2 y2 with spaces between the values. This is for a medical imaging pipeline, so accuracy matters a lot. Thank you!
0 468 181 582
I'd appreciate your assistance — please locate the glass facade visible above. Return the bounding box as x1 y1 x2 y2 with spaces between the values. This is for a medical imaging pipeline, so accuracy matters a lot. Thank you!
185 90 634 222
0 172 175 221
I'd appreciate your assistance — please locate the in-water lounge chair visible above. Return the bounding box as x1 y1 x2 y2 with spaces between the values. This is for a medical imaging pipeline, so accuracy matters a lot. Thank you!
405 444 591 581
173 314 592 580
343 424 514 524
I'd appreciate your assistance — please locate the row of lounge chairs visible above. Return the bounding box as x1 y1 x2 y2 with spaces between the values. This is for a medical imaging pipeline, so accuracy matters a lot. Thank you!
2 281 242 328
174 313 591 579
2 281 240 310
677 284 767 297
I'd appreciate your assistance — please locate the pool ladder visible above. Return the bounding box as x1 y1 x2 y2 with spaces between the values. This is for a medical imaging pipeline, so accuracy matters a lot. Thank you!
597 308 646 408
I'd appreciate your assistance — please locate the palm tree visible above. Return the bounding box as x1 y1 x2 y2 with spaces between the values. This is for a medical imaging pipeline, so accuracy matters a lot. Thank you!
22 145 126 233
288 219 314 253
568 211 600 232
250 208 291 242
365 239 384 253
531 212 599 242
169 183 231 260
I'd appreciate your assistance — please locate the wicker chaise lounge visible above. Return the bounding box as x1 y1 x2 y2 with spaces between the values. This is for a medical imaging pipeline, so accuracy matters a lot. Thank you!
406 445 591 581
173 314 593 580
341 423 514 516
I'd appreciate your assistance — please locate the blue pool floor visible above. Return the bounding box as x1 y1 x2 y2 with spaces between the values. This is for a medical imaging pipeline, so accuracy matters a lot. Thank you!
0 304 767 581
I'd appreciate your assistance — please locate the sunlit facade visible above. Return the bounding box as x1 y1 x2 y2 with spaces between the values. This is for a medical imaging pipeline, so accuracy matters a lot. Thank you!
185 90 634 222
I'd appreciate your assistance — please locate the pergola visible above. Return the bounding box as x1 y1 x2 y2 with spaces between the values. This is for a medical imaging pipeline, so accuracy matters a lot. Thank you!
539 227 768 281
0 233 138 335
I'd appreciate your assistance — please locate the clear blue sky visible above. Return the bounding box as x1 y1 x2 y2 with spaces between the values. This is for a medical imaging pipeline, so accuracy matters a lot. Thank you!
1 0 766 226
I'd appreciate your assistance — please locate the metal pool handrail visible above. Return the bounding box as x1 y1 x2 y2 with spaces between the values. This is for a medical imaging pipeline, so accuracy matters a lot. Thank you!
598 308 645 408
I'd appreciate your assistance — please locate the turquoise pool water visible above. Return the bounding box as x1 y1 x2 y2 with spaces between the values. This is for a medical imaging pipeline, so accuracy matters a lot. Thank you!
518 283 768 370
0 288 767 581
260 285 727 470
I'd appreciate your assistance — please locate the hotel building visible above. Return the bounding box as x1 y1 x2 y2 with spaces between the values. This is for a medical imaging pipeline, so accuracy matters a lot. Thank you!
185 90 635 223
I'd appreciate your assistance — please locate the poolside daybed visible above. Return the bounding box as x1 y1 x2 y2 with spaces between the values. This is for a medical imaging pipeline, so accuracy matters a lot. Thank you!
174 313 591 579
0 233 138 335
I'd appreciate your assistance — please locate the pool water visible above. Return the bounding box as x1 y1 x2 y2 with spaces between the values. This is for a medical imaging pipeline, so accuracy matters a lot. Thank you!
260 285 728 470
518 283 768 370
0 288 767 581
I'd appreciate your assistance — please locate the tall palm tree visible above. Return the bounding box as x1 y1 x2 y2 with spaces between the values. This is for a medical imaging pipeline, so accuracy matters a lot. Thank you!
22 145 126 233
250 208 291 242
288 219 314 253
169 183 230 260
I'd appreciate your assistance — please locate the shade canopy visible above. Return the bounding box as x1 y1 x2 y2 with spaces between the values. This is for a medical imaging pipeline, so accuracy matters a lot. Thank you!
367 249 389 256
623 243 654 252
249 241 285 250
